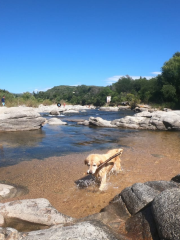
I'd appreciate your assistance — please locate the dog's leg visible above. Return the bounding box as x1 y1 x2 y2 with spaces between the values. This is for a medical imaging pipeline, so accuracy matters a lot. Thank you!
114 158 122 172
99 174 107 191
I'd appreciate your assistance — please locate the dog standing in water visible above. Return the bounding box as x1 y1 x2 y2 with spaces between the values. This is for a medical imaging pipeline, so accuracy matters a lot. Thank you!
84 148 123 191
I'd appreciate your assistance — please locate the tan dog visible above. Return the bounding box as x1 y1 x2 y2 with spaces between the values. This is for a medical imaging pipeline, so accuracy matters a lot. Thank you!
84 148 123 191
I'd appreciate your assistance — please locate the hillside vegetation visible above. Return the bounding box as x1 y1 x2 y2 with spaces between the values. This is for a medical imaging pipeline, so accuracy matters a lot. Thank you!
1 52 180 109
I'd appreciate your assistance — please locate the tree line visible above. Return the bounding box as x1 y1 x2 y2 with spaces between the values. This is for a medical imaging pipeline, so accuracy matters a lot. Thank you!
1 52 180 109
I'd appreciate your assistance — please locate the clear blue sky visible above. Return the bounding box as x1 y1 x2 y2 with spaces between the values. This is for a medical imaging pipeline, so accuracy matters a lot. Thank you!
0 0 180 93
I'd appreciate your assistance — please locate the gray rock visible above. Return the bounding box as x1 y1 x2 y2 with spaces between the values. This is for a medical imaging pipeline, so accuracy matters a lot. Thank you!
121 183 159 215
99 107 119 111
118 106 131 110
77 120 90 126
115 116 156 130
171 174 180 183
145 180 180 192
50 110 60 115
115 110 180 131
0 215 4 227
101 195 130 220
0 227 20 240
152 188 180 240
0 107 46 132
125 205 160 240
19 221 122 240
64 110 79 113
0 198 73 228
75 174 97 188
48 118 67 125
89 117 117 128
0 184 18 200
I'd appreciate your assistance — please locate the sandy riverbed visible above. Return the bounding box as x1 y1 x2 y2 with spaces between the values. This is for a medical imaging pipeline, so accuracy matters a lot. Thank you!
0 130 180 219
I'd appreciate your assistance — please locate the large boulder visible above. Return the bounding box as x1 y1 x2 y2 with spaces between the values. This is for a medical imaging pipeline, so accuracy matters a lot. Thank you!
0 198 73 230
119 183 159 215
115 110 180 130
125 205 160 240
152 188 180 240
99 179 180 239
17 221 122 240
0 107 46 132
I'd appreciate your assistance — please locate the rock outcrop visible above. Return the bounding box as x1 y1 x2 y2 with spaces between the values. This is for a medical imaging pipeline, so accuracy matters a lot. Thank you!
0 198 73 230
115 110 180 130
36 104 95 113
99 178 180 239
77 110 180 130
1 175 180 239
0 107 46 132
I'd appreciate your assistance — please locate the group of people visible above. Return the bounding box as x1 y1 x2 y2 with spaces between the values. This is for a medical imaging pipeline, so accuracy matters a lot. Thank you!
1 96 5 106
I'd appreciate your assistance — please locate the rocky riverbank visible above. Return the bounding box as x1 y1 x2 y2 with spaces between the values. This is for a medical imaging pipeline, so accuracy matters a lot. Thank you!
1 173 180 239
79 110 180 131
1 104 179 131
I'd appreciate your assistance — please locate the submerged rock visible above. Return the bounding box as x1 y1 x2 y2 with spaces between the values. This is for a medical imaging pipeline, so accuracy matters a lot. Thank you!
0 184 27 200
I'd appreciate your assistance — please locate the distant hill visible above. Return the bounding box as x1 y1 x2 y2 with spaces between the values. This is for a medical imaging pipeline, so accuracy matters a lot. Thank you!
34 85 105 105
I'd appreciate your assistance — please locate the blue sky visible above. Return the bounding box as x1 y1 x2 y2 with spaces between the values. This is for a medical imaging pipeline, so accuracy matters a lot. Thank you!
0 0 180 93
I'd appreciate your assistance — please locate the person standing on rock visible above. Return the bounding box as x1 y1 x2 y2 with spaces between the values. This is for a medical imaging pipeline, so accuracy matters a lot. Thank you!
1 96 5 106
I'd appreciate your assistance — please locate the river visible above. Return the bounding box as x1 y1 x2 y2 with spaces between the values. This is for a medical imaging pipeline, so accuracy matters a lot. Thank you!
0 108 180 219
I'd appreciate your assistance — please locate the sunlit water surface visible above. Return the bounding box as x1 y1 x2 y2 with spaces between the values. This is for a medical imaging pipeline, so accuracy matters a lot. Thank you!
0 109 135 167
1 109 180 222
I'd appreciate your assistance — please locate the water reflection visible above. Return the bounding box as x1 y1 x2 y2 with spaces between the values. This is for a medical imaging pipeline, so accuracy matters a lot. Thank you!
0 129 46 148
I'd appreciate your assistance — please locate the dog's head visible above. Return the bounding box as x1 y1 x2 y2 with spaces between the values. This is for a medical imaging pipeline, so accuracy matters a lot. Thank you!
84 154 104 174
84 148 123 174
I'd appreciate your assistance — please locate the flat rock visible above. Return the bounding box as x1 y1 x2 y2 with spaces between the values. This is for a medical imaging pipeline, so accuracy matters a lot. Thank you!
18 221 122 240
99 107 119 111
0 107 46 132
48 118 67 125
0 198 73 227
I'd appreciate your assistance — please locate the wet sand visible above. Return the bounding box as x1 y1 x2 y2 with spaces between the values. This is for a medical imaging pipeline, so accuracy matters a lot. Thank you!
0 130 180 219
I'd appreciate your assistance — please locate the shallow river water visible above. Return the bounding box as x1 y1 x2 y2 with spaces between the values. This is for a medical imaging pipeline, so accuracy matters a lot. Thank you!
0 109 180 219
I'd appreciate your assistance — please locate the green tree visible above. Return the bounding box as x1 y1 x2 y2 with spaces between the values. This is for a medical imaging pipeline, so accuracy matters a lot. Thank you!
161 85 177 101
161 52 180 102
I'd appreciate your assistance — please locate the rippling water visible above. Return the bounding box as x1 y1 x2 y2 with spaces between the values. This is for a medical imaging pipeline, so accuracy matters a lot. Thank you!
1 108 180 221
0 109 180 168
